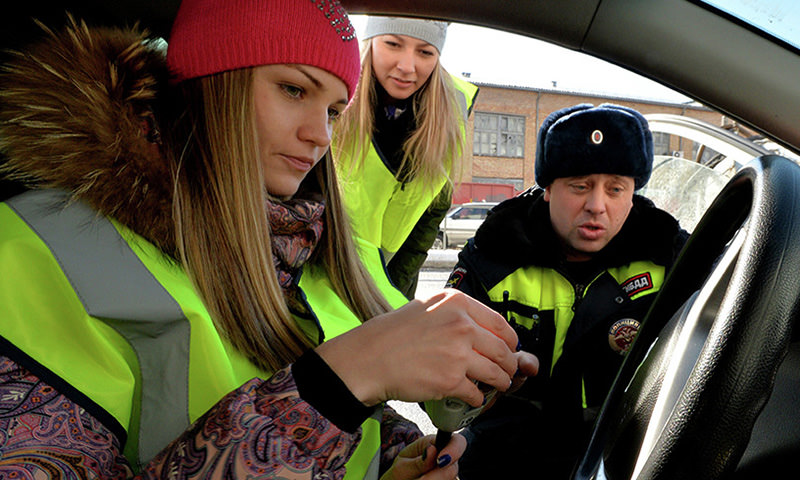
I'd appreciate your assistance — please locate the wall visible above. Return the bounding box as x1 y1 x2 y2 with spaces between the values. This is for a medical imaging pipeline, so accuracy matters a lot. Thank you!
452 182 517 204
461 83 728 188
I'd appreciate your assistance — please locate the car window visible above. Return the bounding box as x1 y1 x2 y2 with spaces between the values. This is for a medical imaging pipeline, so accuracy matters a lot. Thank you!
638 156 730 231
462 209 477 219
348 15 799 236
698 0 800 50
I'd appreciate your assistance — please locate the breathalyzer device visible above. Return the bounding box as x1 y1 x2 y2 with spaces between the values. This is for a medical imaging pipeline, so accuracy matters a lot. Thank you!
424 384 497 450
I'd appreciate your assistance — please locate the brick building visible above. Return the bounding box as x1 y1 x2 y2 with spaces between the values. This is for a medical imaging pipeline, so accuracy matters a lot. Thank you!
460 82 740 192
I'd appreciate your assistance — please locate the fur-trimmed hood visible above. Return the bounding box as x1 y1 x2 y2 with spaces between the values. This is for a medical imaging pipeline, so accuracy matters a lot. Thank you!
0 18 176 254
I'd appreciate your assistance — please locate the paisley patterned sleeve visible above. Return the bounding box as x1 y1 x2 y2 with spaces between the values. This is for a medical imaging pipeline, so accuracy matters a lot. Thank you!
0 355 133 479
378 404 424 475
0 354 364 479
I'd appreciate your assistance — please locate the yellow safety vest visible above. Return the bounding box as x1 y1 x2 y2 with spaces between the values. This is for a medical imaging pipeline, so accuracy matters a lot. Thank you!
488 262 664 371
485 262 664 409
335 76 479 256
0 189 405 479
299 241 408 480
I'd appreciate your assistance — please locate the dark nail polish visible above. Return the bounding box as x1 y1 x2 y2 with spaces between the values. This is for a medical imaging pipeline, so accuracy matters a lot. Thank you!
437 454 452 468
422 448 428 461
516 341 522 352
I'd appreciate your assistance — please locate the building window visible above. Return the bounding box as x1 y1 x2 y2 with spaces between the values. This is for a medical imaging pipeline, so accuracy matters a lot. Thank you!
473 113 525 158
653 132 671 156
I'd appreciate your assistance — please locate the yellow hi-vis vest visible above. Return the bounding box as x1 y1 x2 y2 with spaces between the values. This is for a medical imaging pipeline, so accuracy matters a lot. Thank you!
299 240 408 480
485 262 665 409
487 263 665 371
0 189 405 479
335 75 478 257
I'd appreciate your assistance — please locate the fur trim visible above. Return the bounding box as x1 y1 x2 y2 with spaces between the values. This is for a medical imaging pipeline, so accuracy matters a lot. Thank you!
0 16 175 254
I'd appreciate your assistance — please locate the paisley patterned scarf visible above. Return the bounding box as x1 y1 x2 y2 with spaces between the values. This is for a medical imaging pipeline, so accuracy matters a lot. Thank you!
267 198 325 313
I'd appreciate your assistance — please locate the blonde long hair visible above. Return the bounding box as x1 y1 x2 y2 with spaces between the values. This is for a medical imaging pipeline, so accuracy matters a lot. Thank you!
334 42 465 190
169 69 391 373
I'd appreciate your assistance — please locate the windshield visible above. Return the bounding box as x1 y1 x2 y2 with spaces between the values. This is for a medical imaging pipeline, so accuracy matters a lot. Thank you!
697 0 800 50
638 156 730 232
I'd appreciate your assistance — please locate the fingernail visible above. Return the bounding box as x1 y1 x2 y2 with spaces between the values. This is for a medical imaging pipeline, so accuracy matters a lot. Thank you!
516 341 522 352
437 454 452 468
422 448 428 461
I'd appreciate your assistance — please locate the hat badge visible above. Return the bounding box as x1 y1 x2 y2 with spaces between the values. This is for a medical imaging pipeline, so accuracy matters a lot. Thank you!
591 129 603 145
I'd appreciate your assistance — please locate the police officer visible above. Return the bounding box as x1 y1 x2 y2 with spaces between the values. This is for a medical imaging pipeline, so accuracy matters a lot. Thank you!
448 103 690 479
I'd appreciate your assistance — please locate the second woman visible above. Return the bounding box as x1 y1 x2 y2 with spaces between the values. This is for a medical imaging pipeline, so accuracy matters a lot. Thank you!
334 16 479 299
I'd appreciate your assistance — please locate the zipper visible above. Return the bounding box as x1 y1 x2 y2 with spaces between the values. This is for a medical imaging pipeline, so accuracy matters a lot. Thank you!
503 290 513 323
573 283 586 311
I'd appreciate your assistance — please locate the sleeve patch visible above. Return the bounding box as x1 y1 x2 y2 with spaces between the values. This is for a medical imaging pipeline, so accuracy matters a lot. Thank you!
446 267 468 289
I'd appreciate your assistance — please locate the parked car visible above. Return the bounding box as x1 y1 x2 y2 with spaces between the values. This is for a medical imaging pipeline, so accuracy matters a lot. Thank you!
433 201 498 249
3 1 800 479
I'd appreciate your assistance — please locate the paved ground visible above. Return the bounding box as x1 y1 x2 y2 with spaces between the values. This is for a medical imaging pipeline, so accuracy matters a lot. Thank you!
421 248 460 270
388 249 460 436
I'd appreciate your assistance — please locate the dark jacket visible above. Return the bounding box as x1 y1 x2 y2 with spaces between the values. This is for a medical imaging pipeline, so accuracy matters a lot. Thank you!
450 187 689 479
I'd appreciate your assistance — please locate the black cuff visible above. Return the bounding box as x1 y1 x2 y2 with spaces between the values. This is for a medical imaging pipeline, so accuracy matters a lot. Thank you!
292 349 378 433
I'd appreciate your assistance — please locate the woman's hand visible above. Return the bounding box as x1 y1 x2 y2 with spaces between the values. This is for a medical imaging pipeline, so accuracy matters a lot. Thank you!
316 289 534 407
380 434 466 480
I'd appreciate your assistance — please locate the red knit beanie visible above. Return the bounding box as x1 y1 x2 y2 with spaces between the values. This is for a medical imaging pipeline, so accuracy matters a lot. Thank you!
167 0 361 99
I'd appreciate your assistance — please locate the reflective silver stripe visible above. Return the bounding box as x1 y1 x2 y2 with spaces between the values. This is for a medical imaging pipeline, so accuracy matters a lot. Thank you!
7 189 190 470
363 408 384 480
457 89 469 123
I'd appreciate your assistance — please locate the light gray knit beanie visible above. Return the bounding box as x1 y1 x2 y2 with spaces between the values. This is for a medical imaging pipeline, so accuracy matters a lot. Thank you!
363 16 448 53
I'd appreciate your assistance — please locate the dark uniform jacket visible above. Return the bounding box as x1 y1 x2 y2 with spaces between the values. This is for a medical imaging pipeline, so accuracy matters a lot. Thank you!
448 187 689 479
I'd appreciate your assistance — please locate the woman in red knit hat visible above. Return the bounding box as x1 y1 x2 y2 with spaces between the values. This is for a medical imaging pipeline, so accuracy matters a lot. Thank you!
0 1 537 480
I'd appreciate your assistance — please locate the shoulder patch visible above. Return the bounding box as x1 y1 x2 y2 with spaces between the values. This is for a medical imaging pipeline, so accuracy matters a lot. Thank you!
621 272 653 297
446 267 467 289
608 318 640 355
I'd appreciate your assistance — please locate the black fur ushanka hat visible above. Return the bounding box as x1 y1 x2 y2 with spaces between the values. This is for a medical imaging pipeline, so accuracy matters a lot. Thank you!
534 103 654 189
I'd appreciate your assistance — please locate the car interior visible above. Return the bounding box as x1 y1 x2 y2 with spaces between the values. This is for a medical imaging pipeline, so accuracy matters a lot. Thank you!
3 1 800 479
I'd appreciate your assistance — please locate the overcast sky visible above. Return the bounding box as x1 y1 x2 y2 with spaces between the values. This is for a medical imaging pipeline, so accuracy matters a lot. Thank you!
350 15 692 104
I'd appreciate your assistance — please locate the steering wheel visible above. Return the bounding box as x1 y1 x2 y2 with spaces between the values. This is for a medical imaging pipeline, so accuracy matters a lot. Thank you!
574 156 800 479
